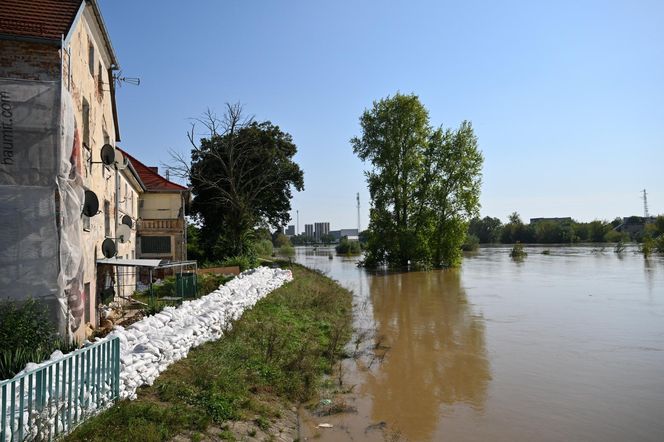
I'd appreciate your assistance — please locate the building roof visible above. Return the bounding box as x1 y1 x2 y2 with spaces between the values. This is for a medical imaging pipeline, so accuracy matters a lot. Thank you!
0 0 83 41
117 148 188 192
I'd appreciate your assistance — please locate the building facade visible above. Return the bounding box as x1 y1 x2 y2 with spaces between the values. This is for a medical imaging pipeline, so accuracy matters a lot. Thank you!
0 0 140 339
120 150 189 263
314 222 330 241
304 224 314 238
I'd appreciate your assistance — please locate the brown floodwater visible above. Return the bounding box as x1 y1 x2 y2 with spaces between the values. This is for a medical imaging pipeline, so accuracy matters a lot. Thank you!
296 245 664 441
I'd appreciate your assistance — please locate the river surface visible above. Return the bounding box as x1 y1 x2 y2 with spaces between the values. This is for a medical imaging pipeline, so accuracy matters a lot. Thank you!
295 245 664 441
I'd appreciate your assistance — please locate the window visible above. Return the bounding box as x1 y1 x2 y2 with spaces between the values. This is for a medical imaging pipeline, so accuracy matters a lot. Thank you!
141 236 171 254
104 200 110 237
88 43 95 77
82 98 90 147
84 283 90 323
97 62 103 95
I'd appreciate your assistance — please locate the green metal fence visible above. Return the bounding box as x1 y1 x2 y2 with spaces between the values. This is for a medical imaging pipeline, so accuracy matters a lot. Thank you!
0 337 120 441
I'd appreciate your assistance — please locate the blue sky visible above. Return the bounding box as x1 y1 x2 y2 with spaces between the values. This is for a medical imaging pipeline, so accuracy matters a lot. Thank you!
100 0 663 231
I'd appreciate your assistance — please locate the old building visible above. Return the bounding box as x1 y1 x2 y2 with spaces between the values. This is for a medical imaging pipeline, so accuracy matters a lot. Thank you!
119 150 189 263
0 0 139 339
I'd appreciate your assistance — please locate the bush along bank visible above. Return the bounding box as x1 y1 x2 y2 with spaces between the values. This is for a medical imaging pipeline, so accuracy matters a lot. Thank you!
66 263 353 442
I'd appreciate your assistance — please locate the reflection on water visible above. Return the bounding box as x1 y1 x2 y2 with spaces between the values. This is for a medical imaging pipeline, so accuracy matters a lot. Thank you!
296 246 664 442
365 270 489 439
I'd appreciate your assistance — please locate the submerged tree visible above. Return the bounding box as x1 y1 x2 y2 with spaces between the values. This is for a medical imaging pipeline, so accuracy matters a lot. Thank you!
172 104 304 259
352 93 483 268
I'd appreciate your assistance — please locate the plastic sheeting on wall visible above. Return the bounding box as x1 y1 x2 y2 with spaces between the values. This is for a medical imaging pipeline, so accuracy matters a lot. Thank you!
0 78 85 336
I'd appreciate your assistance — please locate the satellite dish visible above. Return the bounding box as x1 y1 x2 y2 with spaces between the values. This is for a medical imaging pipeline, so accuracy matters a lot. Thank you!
82 190 99 217
100 144 115 166
114 150 128 170
121 214 133 228
117 224 131 243
101 238 117 258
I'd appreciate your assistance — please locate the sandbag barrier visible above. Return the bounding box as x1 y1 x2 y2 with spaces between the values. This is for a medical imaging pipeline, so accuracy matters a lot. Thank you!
109 266 292 400
1 266 292 441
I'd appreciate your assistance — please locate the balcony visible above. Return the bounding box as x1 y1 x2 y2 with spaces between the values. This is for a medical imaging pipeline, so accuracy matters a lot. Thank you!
137 218 183 232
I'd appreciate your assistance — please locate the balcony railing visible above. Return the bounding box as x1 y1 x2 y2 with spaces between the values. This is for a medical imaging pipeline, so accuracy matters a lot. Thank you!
137 219 183 231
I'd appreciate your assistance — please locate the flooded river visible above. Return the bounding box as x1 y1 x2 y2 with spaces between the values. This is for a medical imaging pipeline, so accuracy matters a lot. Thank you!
295 245 664 441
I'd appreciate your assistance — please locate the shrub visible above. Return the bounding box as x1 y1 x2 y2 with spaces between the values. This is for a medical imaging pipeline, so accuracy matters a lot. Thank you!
461 234 480 251
153 276 176 298
335 238 361 255
254 239 274 258
604 229 629 243
509 242 527 259
277 244 295 257
655 235 664 253
642 236 654 257
222 255 258 272
273 233 291 248
197 273 234 296
0 299 77 379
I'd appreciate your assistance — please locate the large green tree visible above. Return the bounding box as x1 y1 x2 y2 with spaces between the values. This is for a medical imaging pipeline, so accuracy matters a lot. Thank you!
352 93 483 268
175 104 304 259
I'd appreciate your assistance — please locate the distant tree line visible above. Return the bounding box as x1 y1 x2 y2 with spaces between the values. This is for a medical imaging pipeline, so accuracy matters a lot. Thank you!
467 213 664 245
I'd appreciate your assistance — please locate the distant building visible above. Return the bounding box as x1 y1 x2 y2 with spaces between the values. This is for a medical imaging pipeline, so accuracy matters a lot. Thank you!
529 217 572 224
286 225 295 236
616 216 656 236
304 224 314 238
330 228 359 241
314 222 330 241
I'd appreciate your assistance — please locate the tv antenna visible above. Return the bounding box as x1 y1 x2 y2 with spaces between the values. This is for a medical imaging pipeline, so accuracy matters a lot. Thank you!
643 189 649 219
113 70 140 87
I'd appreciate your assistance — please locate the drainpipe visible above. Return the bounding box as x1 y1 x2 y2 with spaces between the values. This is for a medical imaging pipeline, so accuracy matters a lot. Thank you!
115 166 120 296
182 192 187 260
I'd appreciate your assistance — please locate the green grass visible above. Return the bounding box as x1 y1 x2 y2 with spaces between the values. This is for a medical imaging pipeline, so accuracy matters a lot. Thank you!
66 263 352 441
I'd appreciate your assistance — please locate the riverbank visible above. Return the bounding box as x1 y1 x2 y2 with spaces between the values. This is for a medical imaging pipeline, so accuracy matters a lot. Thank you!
65 263 352 442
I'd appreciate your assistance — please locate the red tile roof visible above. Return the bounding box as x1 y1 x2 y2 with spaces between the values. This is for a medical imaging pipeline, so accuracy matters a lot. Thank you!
118 149 188 192
0 0 83 41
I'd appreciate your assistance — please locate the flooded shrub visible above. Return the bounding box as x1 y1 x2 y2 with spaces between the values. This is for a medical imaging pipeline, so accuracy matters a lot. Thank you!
461 234 480 251
335 238 362 255
641 236 653 257
655 235 664 253
509 242 527 259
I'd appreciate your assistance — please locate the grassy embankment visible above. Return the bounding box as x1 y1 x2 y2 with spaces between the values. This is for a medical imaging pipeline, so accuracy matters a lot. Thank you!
66 263 352 441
